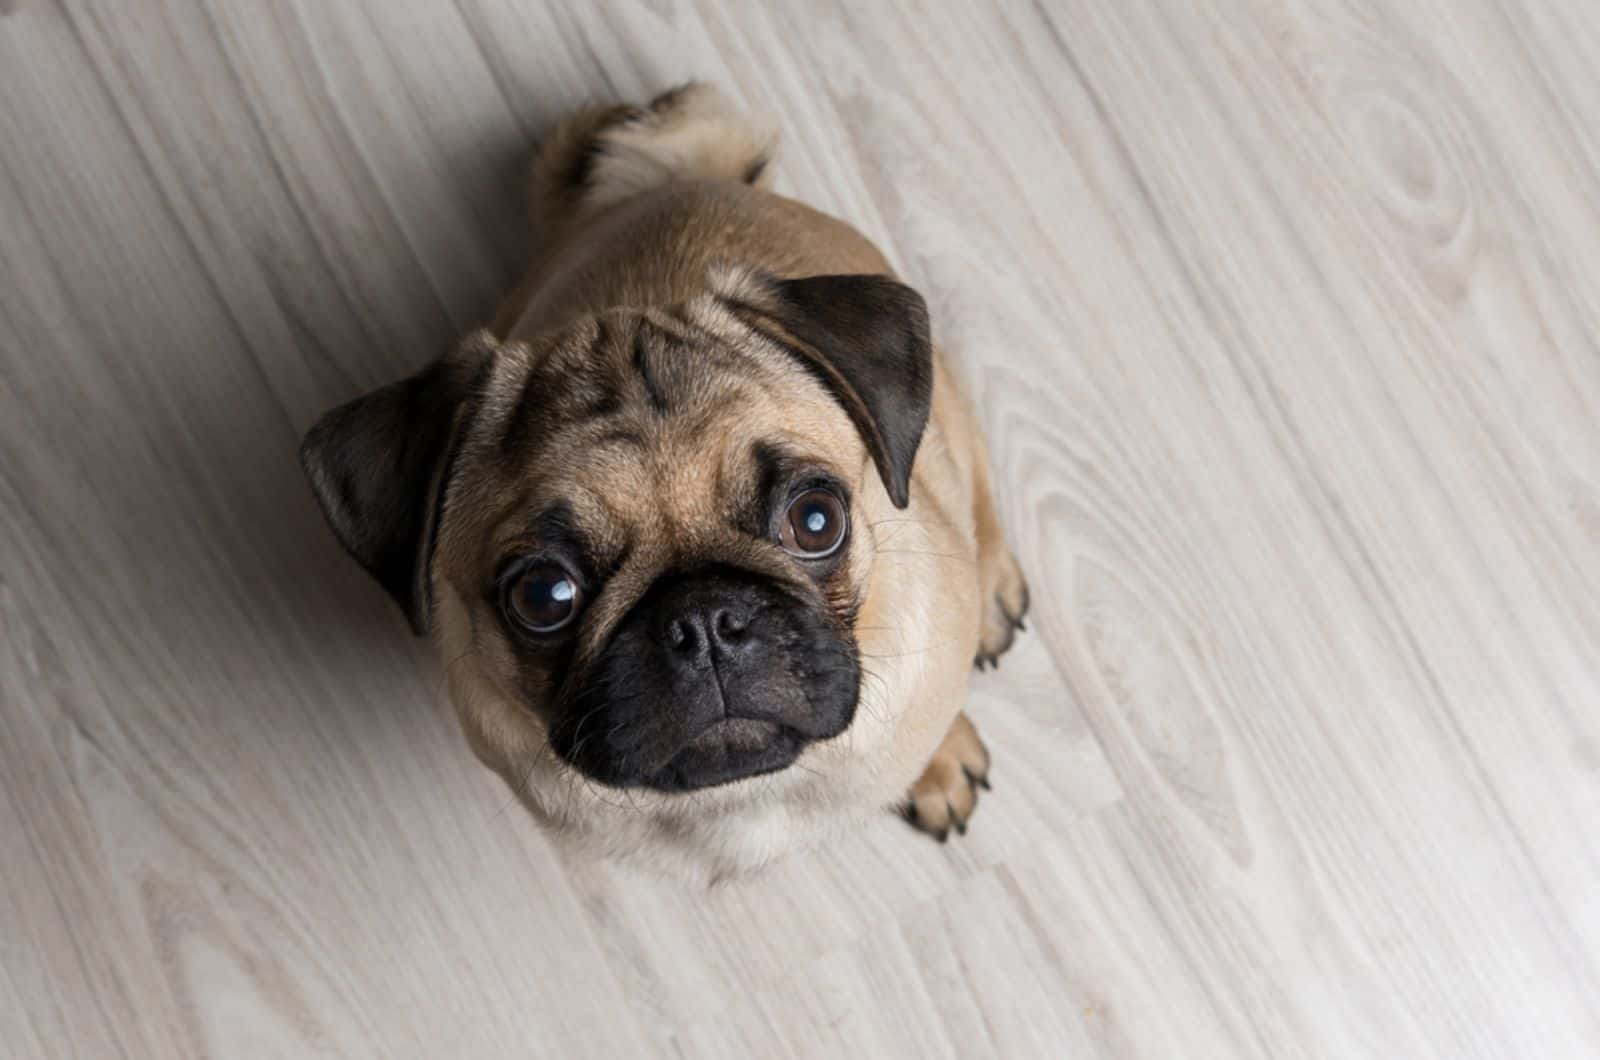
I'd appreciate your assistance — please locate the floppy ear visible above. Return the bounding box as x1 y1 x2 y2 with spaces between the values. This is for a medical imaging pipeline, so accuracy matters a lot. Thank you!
299 331 497 635
719 272 933 508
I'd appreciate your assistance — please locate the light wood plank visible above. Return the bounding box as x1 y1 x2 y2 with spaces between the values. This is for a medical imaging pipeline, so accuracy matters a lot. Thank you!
3 0 1598 1056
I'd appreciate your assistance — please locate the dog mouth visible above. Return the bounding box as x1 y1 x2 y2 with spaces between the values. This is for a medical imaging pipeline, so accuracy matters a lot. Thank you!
643 716 805 791
550 566 859 791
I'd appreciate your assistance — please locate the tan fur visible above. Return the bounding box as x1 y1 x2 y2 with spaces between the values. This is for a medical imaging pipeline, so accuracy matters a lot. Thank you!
573 83 778 212
438 84 1025 879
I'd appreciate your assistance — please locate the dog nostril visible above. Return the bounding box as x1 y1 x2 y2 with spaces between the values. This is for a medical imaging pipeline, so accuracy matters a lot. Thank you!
667 618 694 652
715 609 748 642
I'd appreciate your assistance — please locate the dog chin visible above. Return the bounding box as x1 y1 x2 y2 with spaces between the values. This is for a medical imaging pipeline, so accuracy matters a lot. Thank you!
511 747 879 882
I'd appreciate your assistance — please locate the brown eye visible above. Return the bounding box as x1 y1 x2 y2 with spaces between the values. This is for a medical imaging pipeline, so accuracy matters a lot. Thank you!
779 489 848 558
506 562 583 633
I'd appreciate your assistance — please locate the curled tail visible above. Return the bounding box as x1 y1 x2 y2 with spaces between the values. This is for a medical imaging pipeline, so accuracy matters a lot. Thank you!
529 82 777 241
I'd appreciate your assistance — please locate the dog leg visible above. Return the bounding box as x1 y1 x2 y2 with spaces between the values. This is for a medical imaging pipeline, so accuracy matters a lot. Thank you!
969 429 1029 670
899 404 1025 840
903 712 990 841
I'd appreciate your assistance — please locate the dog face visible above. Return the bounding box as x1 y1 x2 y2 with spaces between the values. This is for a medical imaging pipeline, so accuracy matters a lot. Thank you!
301 269 933 859
438 292 892 794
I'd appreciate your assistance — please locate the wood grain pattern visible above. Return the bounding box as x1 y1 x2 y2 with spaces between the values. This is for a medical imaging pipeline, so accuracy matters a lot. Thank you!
3 0 1597 1056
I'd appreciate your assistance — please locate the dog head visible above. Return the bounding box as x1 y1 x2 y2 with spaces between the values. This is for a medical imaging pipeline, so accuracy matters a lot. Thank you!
301 268 935 870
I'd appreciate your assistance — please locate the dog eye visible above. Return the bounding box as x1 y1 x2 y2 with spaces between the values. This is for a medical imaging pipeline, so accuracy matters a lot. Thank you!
779 489 847 558
506 562 584 633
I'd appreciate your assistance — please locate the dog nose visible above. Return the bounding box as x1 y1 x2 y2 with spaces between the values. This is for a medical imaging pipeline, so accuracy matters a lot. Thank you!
664 600 756 668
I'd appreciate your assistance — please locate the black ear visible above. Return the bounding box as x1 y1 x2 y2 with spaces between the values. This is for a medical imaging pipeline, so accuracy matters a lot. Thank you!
299 332 496 635
730 273 933 508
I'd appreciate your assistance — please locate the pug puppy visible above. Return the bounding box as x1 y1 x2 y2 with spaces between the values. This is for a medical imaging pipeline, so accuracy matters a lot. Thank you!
301 83 1028 879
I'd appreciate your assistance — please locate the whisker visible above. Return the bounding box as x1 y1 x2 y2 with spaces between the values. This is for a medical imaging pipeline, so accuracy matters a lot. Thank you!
873 547 974 564
866 517 948 529
856 666 891 724
859 636 962 660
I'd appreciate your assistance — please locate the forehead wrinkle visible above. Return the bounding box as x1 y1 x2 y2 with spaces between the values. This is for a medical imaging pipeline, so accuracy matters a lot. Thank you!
644 307 799 404
496 318 632 458
631 323 672 413
479 434 635 554
470 308 855 564
642 306 746 367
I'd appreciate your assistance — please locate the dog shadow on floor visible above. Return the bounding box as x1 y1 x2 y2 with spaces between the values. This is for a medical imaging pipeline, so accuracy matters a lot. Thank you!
138 111 576 730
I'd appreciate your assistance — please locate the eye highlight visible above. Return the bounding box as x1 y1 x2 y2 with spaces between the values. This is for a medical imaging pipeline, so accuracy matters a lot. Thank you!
779 488 848 558
504 561 584 633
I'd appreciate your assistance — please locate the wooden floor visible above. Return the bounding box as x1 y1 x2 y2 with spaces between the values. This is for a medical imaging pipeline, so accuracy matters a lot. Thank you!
4 0 1599 1056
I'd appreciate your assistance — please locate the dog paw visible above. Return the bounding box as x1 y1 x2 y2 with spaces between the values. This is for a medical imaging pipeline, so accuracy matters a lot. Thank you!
974 548 1029 670
902 713 990 842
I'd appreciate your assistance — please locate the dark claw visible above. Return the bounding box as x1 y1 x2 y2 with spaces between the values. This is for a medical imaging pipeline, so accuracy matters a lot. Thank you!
953 815 967 836
901 802 918 825
978 775 992 791
936 827 950 844
998 588 1031 633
